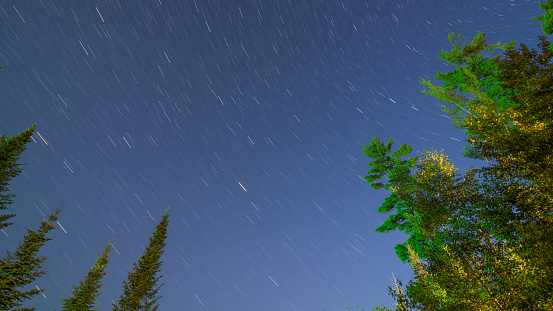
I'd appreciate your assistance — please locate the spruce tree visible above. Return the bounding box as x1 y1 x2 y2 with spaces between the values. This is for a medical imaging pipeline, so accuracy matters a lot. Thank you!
362 2 553 310
112 208 170 311
57 239 115 311
0 124 64 310
0 206 61 310
1 124 37 230
361 133 551 310
414 26 553 311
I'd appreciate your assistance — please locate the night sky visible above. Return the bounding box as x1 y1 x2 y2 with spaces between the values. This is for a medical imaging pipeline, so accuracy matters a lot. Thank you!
0 1 545 310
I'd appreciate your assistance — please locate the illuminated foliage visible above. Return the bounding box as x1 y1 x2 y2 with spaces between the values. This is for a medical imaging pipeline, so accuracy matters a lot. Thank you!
363 139 553 310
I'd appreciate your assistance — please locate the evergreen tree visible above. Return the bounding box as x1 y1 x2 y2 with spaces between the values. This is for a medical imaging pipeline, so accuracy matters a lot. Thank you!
476 35 553 307
112 208 170 311
362 3 553 309
533 0 553 48
480 35 553 191
1 124 37 230
0 206 62 311
362 139 552 310
408 152 550 309
415 24 553 311
57 238 115 311
0 125 64 310
1 50 175 311
0 112 171 310
423 32 553 195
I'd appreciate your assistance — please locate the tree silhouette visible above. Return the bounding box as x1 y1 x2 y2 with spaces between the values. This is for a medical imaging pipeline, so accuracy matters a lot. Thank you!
1 124 37 230
1 66 172 310
0 122 172 310
0 125 63 310
112 207 170 311
57 239 115 311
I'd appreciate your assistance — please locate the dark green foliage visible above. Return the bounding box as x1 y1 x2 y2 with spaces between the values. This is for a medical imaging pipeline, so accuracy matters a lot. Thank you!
418 26 553 265
470 36 553 189
362 7 553 308
363 137 553 309
0 69 64 310
0 205 62 311
112 208 170 311
418 31 553 308
0 124 64 311
0 121 172 309
1 44 174 311
57 239 115 311
0 124 37 230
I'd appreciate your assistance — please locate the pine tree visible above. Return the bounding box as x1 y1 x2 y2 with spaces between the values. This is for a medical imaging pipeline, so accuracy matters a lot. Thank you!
490 34 553 309
57 238 115 311
457 35 553 194
533 0 553 48
415 24 553 311
363 3 553 307
0 206 62 310
112 208 170 311
1 124 37 230
0 125 64 310
363 140 553 310
484 35 553 188
1 63 175 311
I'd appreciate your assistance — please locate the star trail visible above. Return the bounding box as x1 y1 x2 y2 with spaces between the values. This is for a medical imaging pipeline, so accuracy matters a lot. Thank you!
0 1 544 310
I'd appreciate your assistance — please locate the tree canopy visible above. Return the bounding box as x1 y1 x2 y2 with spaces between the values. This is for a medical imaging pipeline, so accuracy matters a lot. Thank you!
362 2 553 309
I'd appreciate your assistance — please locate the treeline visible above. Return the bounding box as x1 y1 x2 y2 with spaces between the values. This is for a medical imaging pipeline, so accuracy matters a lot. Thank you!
0 98 170 308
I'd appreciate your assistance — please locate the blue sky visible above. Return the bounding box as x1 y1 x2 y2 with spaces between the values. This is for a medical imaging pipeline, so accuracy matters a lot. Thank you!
0 1 545 310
